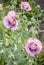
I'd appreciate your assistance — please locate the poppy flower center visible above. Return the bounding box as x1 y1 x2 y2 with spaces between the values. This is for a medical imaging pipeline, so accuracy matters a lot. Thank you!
23 5 27 9
30 44 37 51
8 18 16 27
10 19 14 24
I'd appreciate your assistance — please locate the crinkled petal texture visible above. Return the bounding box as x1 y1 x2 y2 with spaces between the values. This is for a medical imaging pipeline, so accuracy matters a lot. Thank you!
25 39 42 57
21 2 31 11
3 11 18 31
3 16 11 28
7 11 16 20
0 4 3 8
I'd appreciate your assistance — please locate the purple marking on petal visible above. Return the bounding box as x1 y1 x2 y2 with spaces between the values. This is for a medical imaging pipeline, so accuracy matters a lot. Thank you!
8 21 12 25
29 47 37 51
11 19 18 31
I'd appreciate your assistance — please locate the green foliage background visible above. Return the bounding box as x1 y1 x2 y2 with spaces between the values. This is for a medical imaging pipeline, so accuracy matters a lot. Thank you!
0 0 44 65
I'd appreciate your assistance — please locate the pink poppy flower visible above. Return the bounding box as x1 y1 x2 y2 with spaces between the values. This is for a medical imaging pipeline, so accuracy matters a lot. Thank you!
3 11 18 31
25 39 42 56
21 2 31 11
0 4 3 8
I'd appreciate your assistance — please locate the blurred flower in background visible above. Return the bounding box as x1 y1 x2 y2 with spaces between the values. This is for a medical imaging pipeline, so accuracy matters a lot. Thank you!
21 2 31 11
0 4 3 9
25 39 42 56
